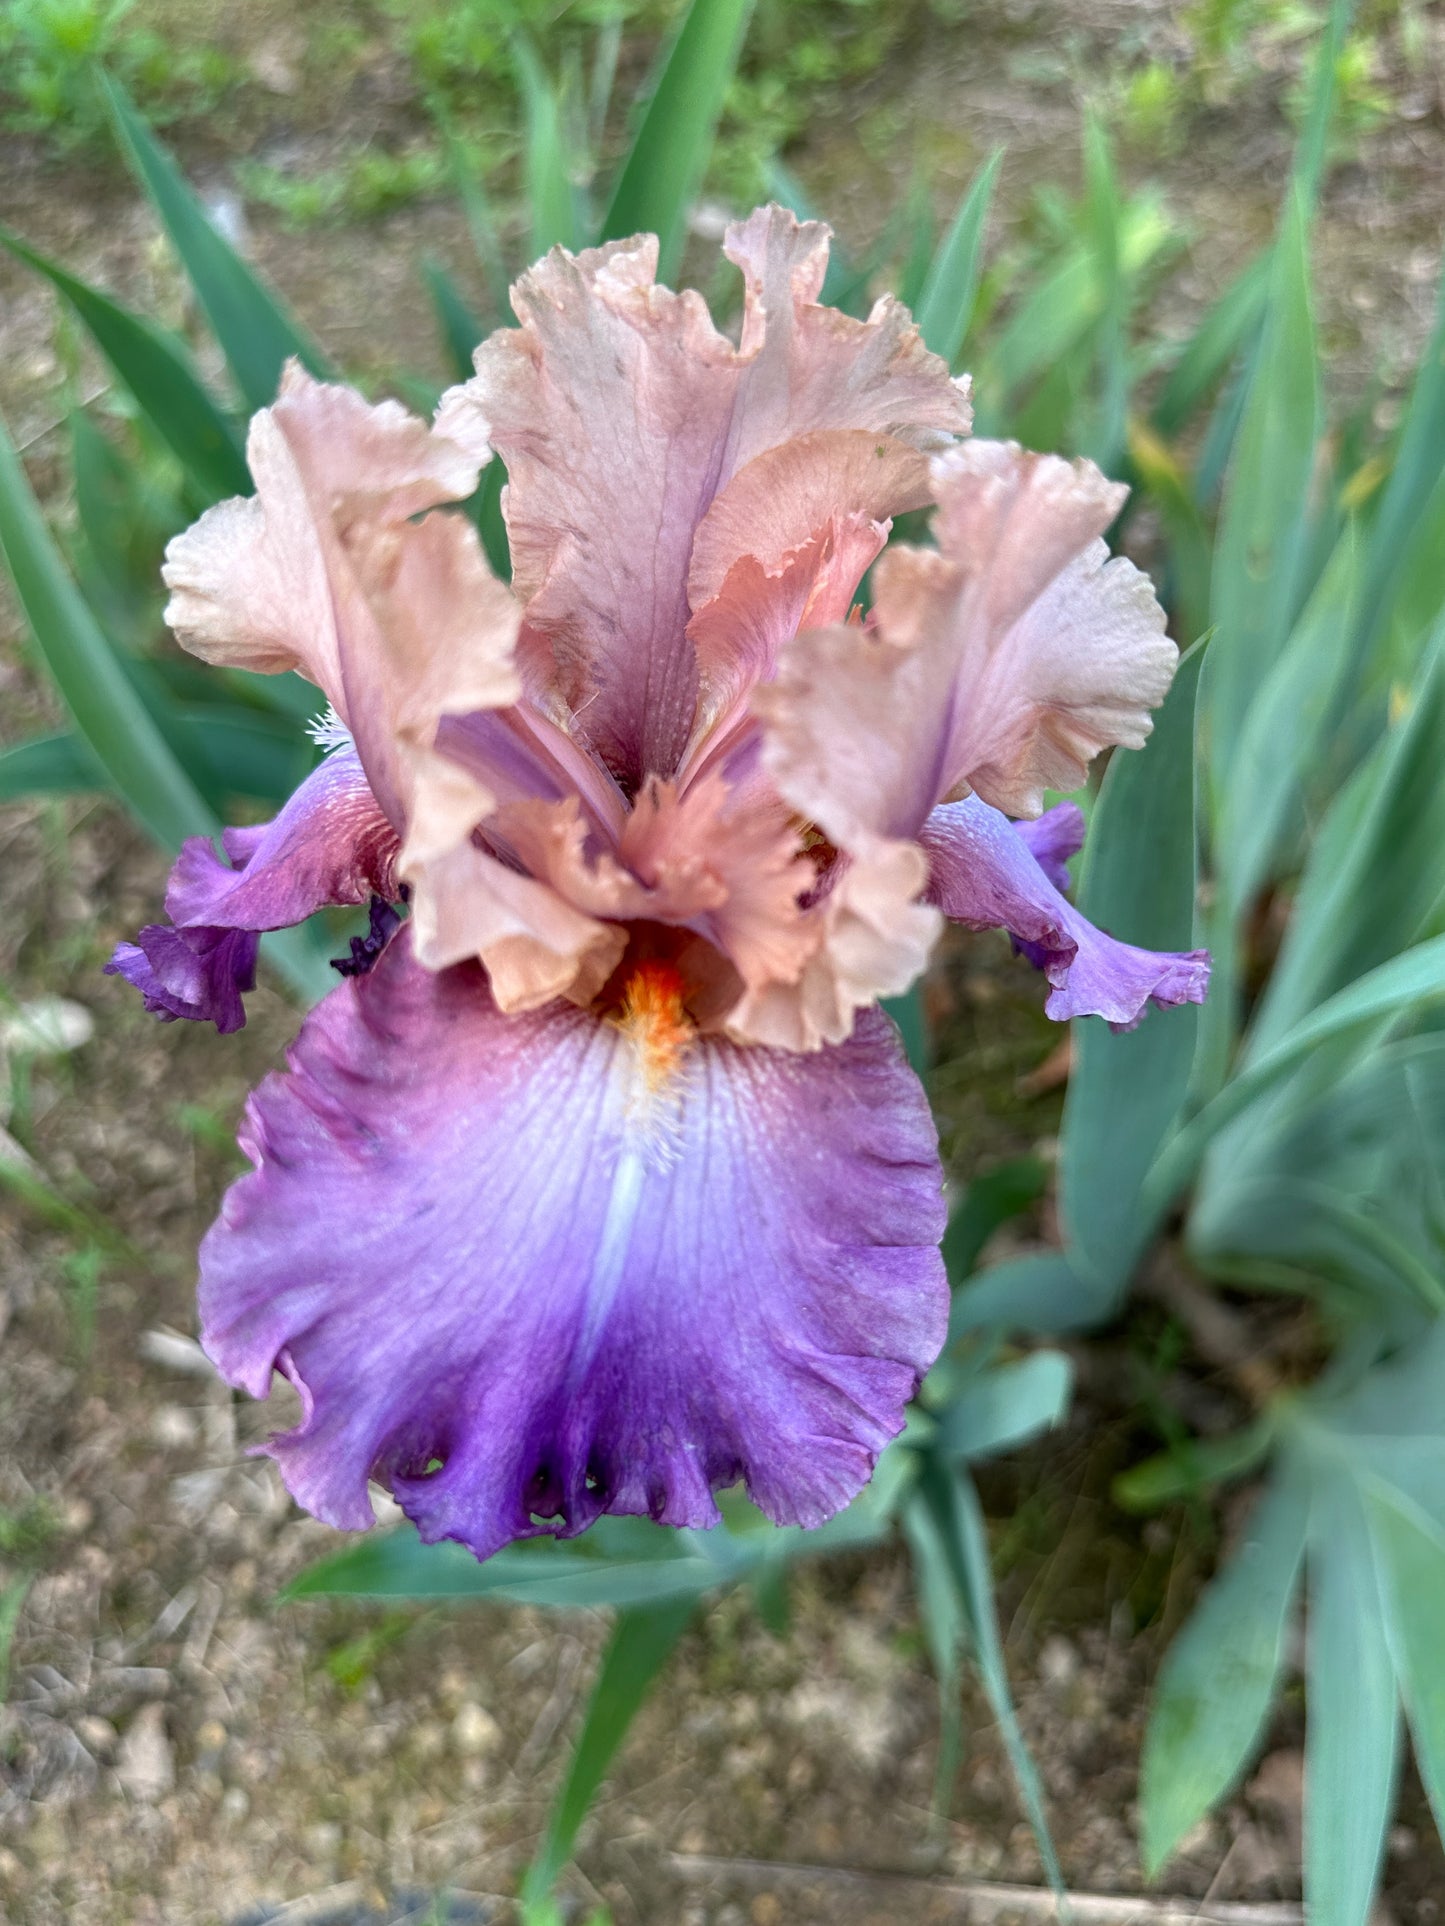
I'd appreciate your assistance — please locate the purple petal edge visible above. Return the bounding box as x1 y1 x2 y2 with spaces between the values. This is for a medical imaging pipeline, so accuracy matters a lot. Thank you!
1012 800 1085 892
106 926 259 1034
107 747 398 1033
198 931 949 1559
922 795 1209 1031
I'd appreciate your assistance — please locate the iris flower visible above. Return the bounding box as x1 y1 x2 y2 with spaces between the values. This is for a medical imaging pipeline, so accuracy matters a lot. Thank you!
109 209 1208 1561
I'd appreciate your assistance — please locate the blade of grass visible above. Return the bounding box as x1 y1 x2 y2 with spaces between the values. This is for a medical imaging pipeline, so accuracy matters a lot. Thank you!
1355 263 1445 661
918 1460 1064 1890
1305 1483 1400 1926
1060 640 1205 1294
902 1489 967 1813
1144 929 1445 1215
1365 1487 1445 1839
514 37 583 257
0 226 247 502
1248 633 1445 1050
1292 0 1359 214
600 0 755 280
914 147 1003 368
429 100 512 323
518 1600 695 1907
102 73 332 412
1150 253 1270 442
0 406 215 849
0 731 109 800
1081 111 1128 473
423 257 486 385
896 173 936 313
1206 183 1320 810
1141 1472 1309 1875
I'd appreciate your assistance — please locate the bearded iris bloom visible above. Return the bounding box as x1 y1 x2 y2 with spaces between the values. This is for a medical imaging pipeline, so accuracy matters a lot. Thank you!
109 208 1207 1561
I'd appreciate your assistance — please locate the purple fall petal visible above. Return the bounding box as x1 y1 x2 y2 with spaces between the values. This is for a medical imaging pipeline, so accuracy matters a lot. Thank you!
106 925 259 1033
199 930 948 1559
1012 800 1085 892
921 795 1209 1030
107 747 399 1032
172 745 398 932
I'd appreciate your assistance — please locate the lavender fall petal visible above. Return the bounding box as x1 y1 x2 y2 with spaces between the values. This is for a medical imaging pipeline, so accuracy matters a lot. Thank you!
198 931 949 1559
922 795 1210 1030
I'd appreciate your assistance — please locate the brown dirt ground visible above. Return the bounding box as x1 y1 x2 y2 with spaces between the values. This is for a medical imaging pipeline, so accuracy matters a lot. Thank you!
3 4 1445 1922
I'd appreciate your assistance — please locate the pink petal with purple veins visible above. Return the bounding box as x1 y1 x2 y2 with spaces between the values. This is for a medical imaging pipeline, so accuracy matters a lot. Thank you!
921 796 1209 1029
198 931 947 1557
437 206 968 786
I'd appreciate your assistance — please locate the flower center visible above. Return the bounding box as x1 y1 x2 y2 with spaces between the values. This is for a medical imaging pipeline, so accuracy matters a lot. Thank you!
613 958 695 1095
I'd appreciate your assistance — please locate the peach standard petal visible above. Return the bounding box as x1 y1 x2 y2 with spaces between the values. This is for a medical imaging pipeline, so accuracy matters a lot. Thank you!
758 441 1176 852
750 441 1176 1042
437 206 970 788
870 441 1177 817
683 509 888 771
163 364 483 699
724 836 939 1052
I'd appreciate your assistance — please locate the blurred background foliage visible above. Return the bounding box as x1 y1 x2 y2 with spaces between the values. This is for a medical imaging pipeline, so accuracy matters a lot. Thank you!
0 0 1427 213
2 1 1445 1922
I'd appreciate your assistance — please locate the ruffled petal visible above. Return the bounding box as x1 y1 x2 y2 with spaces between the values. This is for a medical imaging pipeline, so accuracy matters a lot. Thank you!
106 925 258 1034
921 796 1210 1028
440 235 739 783
867 441 1177 819
163 364 483 698
105 747 399 1032
686 429 929 613
723 835 939 1051
449 771 817 1028
750 445 1178 1038
164 366 521 873
683 515 885 772
437 207 968 786
405 830 626 1014
334 482 522 832
720 209 972 472
618 771 818 1017
199 932 947 1556
748 622 948 1044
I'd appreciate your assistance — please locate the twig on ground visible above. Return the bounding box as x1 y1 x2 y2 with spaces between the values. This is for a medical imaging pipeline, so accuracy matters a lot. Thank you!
666 1851 1305 1925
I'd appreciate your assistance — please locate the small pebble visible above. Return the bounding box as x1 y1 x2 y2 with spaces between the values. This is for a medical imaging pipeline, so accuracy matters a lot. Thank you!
450 1701 502 1757
304 1821 342 1859
74 1715 117 1760
150 1405 200 1450
219 1785 250 1825
1038 1634 1080 1686
0 997 93 1055
115 1704 175 1802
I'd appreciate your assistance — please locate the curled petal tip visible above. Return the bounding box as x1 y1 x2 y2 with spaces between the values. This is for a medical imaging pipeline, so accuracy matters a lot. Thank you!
923 796 1210 1032
105 926 259 1034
